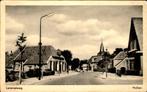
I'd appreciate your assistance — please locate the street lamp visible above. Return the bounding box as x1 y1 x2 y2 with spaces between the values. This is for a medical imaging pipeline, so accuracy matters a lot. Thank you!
38 13 54 80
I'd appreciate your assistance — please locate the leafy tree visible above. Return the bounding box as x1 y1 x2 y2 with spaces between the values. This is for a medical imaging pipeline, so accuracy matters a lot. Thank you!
71 58 80 70
61 50 72 72
57 49 62 56
111 48 123 58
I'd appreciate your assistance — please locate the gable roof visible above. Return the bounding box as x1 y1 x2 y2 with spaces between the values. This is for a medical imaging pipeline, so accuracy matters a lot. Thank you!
89 55 103 63
95 55 103 62
6 45 60 66
113 51 127 60
128 17 143 51
133 17 143 51
24 45 58 65
89 55 97 63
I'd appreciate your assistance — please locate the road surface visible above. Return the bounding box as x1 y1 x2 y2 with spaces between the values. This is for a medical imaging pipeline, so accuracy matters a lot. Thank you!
36 72 142 85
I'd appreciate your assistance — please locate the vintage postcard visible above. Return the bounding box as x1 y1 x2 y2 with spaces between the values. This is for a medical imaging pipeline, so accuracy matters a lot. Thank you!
0 1 147 92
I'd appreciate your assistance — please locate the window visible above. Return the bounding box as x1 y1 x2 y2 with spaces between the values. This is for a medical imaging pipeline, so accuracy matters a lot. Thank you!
130 61 134 70
130 40 137 50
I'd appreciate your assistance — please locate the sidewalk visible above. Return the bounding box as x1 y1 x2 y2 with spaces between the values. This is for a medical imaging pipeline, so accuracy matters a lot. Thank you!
6 71 79 85
98 72 143 80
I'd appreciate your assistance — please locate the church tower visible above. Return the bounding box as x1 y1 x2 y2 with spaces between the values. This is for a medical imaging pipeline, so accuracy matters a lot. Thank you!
97 41 105 55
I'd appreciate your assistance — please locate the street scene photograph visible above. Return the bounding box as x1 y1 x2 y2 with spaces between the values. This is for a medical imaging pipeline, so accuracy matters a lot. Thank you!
5 5 143 85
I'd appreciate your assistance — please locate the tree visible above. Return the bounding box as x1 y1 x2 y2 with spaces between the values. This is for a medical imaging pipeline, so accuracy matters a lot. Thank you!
57 49 62 56
103 49 111 77
61 50 72 73
71 58 80 70
111 48 123 58
16 33 27 84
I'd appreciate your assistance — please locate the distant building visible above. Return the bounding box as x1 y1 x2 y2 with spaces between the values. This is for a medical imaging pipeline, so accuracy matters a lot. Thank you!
81 64 88 71
113 50 128 74
89 42 110 71
5 51 14 71
6 45 67 73
127 17 143 75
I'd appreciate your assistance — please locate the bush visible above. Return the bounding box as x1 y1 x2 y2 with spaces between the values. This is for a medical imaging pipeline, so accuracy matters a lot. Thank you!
26 69 55 77
108 68 116 73
26 69 39 77
116 70 122 77
43 69 55 76
22 72 28 79
6 70 19 82
120 67 126 74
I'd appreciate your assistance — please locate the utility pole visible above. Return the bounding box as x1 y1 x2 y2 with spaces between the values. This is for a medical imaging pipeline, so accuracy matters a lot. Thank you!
104 49 110 78
16 33 27 84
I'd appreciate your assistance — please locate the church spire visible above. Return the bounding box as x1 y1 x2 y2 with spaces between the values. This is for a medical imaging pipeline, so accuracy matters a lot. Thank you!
98 41 105 55
100 41 104 53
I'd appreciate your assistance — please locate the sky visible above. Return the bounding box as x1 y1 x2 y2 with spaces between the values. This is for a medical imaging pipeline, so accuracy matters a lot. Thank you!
6 6 142 59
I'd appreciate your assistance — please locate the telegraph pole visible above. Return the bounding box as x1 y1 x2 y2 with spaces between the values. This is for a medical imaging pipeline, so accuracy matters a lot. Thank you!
104 49 110 78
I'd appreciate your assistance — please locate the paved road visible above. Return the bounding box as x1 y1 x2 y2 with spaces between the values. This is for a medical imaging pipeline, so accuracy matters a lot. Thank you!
41 72 103 85
37 72 142 85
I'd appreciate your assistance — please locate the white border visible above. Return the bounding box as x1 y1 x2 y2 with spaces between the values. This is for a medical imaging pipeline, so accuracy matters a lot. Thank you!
1 1 147 92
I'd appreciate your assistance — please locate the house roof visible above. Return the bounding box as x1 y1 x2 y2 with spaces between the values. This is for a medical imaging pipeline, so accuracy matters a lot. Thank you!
128 17 143 51
113 51 127 60
24 45 58 65
95 55 103 62
89 55 97 60
89 55 103 63
89 55 97 63
6 45 61 66
133 17 143 51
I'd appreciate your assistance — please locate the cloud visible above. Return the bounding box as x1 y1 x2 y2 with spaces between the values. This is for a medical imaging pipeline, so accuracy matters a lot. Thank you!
6 15 25 34
54 18 111 36
27 35 57 46
5 6 142 59
69 44 98 59
5 34 17 52
49 13 70 23
34 13 129 59
5 14 128 59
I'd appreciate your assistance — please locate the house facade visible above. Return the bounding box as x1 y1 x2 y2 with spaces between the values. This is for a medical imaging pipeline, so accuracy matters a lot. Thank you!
6 45 67 74
113 17 143 75
89 42 110 71
127 17 143 75
113 50 128 74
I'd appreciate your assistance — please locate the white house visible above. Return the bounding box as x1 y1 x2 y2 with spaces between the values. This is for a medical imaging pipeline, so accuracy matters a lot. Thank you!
6 45 67 73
